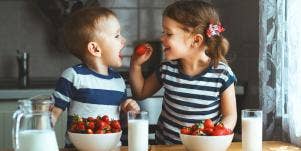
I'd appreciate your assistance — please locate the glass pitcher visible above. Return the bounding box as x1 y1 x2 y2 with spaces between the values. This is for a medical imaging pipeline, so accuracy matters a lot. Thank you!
12 95 59 151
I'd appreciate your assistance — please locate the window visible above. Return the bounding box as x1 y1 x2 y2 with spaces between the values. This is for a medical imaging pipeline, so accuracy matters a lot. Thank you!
286 0 301 146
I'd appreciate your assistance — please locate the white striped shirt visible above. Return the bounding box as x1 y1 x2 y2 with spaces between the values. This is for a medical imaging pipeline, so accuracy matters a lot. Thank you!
52 64 126 145
155 60 236 144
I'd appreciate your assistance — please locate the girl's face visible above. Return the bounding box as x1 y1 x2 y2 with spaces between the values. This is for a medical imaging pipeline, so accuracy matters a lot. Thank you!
94 16 126 67
160 16 194 60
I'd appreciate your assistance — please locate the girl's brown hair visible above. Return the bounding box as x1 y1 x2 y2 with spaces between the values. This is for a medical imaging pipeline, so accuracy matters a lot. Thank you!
63 7 116 60
163 1 229 67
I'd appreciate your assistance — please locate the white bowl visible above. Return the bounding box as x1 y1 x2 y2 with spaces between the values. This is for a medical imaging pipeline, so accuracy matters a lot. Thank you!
180 133 234 151
68 131 122 151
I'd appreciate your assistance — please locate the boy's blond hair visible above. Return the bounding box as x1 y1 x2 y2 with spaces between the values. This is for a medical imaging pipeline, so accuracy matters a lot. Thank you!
63 7 116 60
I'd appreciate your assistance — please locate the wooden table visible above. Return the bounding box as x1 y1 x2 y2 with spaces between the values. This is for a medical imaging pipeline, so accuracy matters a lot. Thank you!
60 141 301 151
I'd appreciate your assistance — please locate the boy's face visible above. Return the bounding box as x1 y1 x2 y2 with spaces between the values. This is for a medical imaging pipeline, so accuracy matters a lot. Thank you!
94 16 126 68
160 16 194 61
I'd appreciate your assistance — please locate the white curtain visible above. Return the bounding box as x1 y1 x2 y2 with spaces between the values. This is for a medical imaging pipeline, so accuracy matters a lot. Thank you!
260 0 301 146
287 0 301 146
259 0 286 140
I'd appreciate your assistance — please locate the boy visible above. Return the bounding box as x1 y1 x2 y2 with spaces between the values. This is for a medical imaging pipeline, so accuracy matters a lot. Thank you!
51 7 140 147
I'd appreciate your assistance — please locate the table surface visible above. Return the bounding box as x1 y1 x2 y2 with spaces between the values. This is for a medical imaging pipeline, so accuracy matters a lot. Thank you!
59 141 301 151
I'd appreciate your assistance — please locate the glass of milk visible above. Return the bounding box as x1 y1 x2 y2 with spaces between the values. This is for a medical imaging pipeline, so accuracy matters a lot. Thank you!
127 111 149 151
241 109 262 151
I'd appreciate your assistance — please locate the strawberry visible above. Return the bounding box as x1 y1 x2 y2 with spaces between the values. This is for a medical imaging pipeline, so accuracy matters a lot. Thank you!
86 121 95 130
86 128 93 134
204 119 214 129
101 115 110 124
87 117 95 122
69 114 122 134
135 44 148 56
96 120 107 130
77 122 85 132
111 120 121 130
180 127 191 135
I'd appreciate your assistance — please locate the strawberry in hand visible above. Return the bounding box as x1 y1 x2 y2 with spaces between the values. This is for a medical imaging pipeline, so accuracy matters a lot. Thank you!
135 43 149 56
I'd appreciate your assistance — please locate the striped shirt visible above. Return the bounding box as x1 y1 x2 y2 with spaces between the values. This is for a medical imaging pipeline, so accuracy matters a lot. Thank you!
155 60 236 144
53 64 126 145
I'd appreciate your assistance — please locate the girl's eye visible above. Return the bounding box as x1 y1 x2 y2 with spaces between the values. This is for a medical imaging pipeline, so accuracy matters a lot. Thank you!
115 34 120 38
162 31 173 37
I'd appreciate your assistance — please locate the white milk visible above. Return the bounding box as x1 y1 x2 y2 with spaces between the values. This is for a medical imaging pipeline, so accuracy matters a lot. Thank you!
18 130 59 151
128 119 149 151
242 117 262 151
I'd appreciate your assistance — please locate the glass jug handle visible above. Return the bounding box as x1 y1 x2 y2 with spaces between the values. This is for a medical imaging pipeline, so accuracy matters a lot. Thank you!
12 109 23 150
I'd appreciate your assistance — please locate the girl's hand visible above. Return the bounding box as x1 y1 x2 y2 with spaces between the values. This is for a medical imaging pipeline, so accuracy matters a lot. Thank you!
121 99 140 113
131 43 153 67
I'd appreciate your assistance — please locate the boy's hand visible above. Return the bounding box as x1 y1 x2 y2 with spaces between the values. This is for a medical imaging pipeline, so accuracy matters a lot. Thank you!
121 99 140 113
50 106 63 126
131 43 153 67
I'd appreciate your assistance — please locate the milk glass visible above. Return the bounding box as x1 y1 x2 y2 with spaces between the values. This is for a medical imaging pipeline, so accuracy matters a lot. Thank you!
241 109 262 151
128 111 149 151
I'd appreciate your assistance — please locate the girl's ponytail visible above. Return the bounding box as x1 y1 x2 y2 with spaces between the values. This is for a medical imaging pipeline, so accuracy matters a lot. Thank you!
206 36 229 68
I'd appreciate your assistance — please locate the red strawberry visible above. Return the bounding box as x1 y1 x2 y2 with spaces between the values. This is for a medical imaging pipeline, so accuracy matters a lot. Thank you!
77 122 85 132
101 115 110 123
87 117 95 122
180 127 191 135
135 44 148 56
86 121 95 130
204 119 214 129
96 120 107 130
111 120 121 130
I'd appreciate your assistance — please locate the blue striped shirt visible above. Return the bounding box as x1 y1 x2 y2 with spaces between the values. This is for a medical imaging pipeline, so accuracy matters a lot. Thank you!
155 60 236 144
52 64 126 144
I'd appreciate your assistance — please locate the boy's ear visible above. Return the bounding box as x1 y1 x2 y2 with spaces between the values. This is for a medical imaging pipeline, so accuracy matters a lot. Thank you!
192 34 204 48
87 42 102 57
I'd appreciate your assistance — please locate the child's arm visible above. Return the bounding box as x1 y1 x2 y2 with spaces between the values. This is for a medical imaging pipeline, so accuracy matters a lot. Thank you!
129 44 162 100
120 98 140 113
50 106 63 126
220 83 237 130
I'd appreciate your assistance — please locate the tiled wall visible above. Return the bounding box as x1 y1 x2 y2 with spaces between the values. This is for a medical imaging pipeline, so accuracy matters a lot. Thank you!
0 0 259 107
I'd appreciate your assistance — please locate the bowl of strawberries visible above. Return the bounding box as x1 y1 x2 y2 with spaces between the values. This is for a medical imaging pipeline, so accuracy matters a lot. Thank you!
68 115 122 151
180 119 234 151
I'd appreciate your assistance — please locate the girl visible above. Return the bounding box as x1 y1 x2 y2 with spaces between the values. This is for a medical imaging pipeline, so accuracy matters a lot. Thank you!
129 1 237 144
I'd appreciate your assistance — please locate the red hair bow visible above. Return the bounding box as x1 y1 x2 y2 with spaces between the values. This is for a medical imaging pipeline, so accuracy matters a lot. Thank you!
206 22 225 38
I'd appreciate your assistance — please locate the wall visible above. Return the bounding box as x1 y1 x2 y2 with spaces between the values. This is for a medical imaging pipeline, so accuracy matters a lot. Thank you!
213 0 259 109
0 0 175 79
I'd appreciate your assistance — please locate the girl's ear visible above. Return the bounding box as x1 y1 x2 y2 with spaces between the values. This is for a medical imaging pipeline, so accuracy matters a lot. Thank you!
192 34 204 48
87 42 102 57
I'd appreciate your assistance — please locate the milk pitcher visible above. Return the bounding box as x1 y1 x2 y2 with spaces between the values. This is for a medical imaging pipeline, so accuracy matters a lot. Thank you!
12 95 59 151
